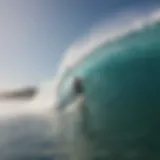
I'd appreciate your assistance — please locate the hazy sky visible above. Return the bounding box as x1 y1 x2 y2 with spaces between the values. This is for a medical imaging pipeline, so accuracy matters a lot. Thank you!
0 0 159 89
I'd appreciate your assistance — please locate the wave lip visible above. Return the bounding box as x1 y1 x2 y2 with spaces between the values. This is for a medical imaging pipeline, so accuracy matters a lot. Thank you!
57 8 160 80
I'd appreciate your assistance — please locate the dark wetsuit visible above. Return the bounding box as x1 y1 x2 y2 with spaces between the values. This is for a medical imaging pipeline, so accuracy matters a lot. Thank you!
74 77 84 94
73 77 91 139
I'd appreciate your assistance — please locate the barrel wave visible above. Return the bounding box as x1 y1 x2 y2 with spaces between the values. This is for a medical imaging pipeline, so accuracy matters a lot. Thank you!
83 21 160 159
57 19 160 159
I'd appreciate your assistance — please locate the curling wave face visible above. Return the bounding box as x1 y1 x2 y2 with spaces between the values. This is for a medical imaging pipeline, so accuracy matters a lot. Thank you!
55 9 160 160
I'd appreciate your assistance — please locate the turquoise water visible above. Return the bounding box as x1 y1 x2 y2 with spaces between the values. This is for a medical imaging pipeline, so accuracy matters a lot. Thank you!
84 21 160 158
0 115 55 160
59 20 160 159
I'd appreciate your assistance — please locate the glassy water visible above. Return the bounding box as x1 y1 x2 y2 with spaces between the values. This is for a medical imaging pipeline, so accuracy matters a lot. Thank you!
0 114 55 160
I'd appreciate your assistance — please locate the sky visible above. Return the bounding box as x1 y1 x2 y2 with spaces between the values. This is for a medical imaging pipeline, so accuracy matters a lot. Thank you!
0 0 160 89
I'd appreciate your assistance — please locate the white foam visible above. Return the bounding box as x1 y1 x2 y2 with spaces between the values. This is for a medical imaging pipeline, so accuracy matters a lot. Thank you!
0 79 57 119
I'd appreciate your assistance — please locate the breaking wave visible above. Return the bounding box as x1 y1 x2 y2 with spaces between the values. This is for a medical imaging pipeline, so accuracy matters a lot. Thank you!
58 8 160 78
0 7 160 119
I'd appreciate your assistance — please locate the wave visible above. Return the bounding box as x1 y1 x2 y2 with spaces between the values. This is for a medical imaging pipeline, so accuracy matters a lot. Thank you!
0 7 160 119
58 8 160 79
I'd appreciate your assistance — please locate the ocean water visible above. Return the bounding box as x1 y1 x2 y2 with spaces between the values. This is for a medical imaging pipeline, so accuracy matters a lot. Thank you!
55 14 160 159
0 115 55 160
0 9 159 160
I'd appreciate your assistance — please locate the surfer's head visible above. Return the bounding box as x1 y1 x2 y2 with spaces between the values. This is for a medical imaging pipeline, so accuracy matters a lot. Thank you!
73 77 84 94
